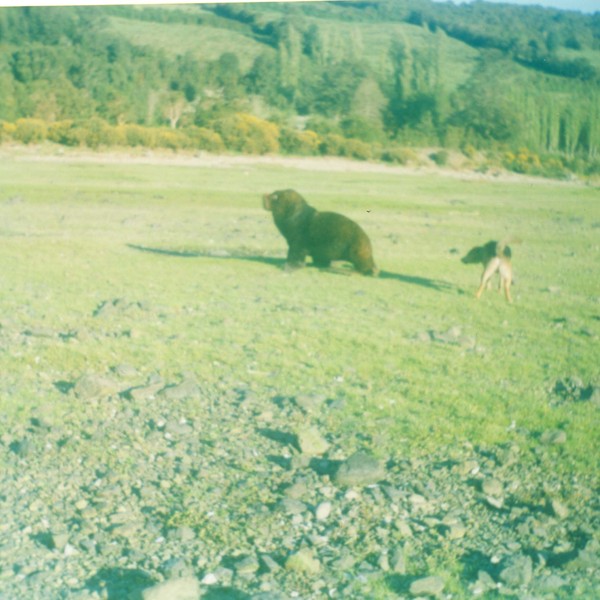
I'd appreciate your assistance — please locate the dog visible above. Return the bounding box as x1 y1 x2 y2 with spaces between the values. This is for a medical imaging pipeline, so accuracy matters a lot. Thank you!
461 240 515 303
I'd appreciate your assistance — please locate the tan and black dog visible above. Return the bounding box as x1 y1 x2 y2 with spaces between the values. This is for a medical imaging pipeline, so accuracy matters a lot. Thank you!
263 189 378 276
461 240 515 303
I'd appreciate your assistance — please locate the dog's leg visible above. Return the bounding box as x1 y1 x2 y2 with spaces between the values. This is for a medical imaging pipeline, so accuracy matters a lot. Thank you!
499 261 513 303
476 258 500 299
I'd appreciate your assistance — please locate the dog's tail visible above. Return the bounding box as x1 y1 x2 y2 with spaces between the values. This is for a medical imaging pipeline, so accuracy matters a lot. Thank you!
496 237 522 258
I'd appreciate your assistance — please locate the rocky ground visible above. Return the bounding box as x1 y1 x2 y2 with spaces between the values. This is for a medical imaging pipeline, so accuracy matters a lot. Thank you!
1 301 599 600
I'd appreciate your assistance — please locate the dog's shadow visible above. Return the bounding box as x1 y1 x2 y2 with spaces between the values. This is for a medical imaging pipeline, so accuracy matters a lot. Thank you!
127 244 455 292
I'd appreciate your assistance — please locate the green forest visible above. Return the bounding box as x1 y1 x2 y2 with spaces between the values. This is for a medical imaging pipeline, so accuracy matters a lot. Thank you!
1 1 599 177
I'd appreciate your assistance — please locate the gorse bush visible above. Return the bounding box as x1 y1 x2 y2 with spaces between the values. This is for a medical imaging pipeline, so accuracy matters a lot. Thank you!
0 115 595 181
503 148 542 174
380 146 419 165
280 128 321 156
186 126 225 153
214 113 280 154
14 118 47 144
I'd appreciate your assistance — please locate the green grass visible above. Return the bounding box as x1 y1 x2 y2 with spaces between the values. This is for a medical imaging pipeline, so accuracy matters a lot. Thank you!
0 147 598 477
105 15 272 71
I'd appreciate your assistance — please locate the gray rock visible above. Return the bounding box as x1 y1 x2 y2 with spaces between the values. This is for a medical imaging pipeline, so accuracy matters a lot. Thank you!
485 496 504 509
167 526 195 542
260 554 281 573
390 546 407 574
295 426 329 455
234 554 260 576
409 575 445 596
541 429 567 445
283 480 309 499
470 570 496 595
570 542 600 569
159 379 200 401
499 554 533 587
162 557 192 579
51 532 69 551
112 364 138 378
550 498 569 519
141 576 200 600
534 574 567 593
482 478 503 497
294 394 327 414
285 548 321 574
446 522 466 540
333 451 386 487
377 553 390 571
73 374 118 400
279 498 307 515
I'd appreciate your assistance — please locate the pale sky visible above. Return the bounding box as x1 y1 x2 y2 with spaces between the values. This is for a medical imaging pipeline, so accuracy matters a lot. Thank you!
442 0 599 14
0 0 598 13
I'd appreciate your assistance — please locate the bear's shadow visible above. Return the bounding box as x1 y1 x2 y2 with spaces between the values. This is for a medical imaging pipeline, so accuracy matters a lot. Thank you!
127 244 455 292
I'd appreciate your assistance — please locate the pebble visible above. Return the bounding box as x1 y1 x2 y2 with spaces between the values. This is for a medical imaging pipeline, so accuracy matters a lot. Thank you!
315 501 332 521
141 576 200 600
200 573 218 586
485 496 504 509
409 575 445 596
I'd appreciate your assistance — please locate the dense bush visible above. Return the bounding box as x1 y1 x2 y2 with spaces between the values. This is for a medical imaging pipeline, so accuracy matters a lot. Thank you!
154 127 191 151
185 126 225 153
116 124 157 148
75 118 119 148
0 121 17 142
47 120 79 146
279 128 321 156
429 150 449 166
380 146 419 165
503 148 542 174
214 113 280 154
0 113 596 182
13 118 47 144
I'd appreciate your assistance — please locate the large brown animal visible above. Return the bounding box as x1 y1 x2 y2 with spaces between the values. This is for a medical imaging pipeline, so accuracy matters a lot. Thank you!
263 189 378 276
461 240 514 303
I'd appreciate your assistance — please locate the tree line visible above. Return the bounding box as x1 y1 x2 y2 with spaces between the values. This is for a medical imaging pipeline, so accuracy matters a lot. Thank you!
0 3 598 176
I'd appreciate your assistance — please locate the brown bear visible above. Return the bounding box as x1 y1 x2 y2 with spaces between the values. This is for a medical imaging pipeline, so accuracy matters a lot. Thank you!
263 189 378 276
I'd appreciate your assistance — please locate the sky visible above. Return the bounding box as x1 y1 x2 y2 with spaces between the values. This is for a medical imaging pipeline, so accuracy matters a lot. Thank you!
0 0 598 13
442 0 599 14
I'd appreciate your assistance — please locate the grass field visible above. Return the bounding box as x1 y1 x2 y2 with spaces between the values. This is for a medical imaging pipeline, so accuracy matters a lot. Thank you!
0 146 598 597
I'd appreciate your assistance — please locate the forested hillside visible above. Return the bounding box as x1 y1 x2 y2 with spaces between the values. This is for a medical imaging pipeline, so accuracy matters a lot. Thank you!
1 1 599 176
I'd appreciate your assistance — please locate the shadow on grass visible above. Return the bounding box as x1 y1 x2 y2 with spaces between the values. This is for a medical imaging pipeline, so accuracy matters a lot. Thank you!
378 269 457 292
385 574 422 595
127 244 456 292
202 587 251 600
86 567 156 599
127 243 284 268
